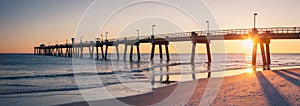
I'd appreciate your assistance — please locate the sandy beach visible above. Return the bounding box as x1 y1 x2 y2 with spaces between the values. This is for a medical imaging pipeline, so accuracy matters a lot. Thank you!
59 69 300 106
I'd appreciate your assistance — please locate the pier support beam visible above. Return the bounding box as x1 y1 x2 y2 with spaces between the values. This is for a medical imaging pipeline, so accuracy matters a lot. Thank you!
116 45 119 60
130 45 133 61
266 43 271 70
206 43 212 63
88 42 94 59
260 43 267 70
124 44 128 60
80 44 83 58
126 42 141 61
65 47 68 57
100 46 104 59
159 44 163 60
191 43 196 64
150 35 169 61
137 44 141 61
60 48 63 56
105 45 108 60
150 44 155 60
190 32 211 64
252 43 258 67
96 46 99 59
69 47 72 57
123 38 128 60
165 44 170 61
150 35 155 60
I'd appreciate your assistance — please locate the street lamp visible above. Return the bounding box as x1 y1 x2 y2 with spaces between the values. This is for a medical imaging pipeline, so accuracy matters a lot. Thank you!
206 21 209 35
254 13 258 29
136 29 140 39
152 25 156 35
71 37 75 44
105 32 108 40
100 34 103 42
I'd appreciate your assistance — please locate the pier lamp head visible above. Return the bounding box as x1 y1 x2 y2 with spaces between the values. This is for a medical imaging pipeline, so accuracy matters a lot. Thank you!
96 38 100 41
105 32 108 39
254 13 258 29
152 25 156 36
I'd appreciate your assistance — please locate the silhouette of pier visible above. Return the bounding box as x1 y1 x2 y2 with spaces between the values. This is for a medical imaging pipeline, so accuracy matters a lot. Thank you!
34 27 300 70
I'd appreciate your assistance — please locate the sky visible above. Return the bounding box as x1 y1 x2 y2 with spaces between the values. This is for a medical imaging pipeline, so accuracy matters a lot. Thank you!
0 0 299 53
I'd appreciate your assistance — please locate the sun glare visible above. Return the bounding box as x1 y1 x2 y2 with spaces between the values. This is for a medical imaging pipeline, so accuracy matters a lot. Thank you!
246 68 253 73
243 39 253 54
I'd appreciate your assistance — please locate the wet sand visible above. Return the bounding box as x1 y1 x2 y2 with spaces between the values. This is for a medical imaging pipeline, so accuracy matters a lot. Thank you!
58 69 300 106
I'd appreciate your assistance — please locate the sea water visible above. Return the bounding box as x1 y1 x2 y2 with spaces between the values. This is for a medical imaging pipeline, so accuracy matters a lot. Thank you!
0 53 300 105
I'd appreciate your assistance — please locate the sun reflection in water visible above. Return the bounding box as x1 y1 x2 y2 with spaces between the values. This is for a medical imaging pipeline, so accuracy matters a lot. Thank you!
246 68 253 73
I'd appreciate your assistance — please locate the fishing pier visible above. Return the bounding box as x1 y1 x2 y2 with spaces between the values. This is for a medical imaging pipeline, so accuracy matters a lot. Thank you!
34 27 300 70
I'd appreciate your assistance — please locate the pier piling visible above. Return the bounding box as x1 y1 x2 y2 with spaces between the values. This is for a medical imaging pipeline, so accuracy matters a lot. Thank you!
190 32 212 64
159 44 163 60
137 44 141 61
96 43 99 59
130 45 133 61
252 42 257 66
260 43 267 70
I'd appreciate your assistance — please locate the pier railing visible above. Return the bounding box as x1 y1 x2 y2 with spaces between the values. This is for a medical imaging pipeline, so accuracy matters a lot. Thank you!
37 27 300 46
257 27 300 34
105 27 300 41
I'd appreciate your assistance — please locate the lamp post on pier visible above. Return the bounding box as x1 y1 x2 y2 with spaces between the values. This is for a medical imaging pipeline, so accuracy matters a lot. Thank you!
152 25 155 36
136 29 140 40
254 13 258 29
71 37 75 44
100 34 103 42
206 21 210 35
105 32 108 41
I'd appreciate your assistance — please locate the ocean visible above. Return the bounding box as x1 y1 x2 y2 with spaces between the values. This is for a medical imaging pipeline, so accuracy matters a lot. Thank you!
0 53 300 105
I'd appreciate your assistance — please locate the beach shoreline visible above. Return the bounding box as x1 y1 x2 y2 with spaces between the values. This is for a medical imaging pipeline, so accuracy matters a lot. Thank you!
58 68 300 106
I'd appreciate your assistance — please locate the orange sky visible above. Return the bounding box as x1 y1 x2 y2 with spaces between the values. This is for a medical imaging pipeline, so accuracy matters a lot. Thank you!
0 0 299 54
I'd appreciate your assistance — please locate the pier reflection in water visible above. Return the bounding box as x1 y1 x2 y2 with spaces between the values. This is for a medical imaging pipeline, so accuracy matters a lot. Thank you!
94 53 279 97
148 60 214 89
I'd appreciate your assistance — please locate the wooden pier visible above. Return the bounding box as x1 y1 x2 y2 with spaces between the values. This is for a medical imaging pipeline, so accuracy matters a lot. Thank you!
34 27 300 70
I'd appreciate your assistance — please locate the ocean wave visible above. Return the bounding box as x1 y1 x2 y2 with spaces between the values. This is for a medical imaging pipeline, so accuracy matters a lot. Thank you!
0 85 101 95
0 69 151 80
0 72 114 80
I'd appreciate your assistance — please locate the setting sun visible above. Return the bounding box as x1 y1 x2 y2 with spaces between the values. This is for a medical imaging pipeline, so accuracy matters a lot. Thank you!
243 39 254 54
